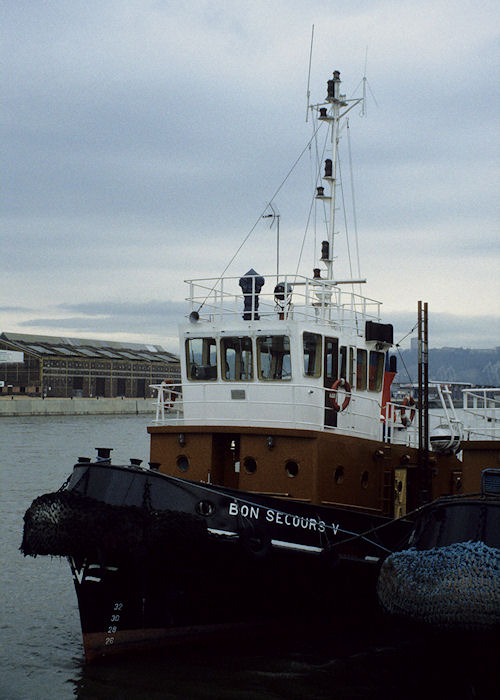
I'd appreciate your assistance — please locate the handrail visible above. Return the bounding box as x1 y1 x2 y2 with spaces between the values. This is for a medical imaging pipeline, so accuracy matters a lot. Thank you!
150 381 500 443
462 387 500 409
184 273 382 326
151 381 384 438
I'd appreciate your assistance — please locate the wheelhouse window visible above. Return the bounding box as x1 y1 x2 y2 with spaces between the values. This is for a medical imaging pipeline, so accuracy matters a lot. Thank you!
356 349 367 390
369 351 384 391
257 335 291 381
303 332 322 377
221 336 253 381
185 337 217 380
324 338 339 382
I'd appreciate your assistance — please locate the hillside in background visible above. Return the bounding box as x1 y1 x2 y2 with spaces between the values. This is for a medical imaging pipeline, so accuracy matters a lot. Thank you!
393 347 500 386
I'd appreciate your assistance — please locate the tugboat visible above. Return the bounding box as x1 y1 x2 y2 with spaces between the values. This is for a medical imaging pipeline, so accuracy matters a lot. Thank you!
22 70 500 661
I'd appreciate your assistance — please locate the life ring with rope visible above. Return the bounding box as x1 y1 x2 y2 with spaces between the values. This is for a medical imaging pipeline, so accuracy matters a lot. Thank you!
329 378 351 412
399 395 416 427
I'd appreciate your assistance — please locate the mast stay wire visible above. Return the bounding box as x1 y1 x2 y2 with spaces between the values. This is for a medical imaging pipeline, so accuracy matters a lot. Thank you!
396 346 414 384
308 143 317 269
196 119 326 313
336 151 361 334
394 322 419 384
295 118 330 278
346 120 362 287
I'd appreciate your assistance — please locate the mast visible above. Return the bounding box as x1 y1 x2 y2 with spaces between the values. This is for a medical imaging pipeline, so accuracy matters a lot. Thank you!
326 71 344 281
315 72 363 280
417 300 430 504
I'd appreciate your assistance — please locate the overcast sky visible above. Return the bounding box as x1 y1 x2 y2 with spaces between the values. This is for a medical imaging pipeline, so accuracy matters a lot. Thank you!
2 0 499 352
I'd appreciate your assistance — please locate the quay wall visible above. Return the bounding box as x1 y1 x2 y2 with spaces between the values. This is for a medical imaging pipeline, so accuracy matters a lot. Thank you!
0 397 155 417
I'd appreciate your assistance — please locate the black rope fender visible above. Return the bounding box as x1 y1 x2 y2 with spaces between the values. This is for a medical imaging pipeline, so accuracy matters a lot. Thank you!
21 490 208 559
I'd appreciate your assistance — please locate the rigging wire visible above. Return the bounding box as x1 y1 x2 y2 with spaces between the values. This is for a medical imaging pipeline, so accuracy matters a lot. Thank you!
308 142 317 269
197 120 325 313
396 346 414 384
346 120 362 284
337 153 354 280
396 322 418 347
337 152 361 334
394 322 418 384
294 124 330 278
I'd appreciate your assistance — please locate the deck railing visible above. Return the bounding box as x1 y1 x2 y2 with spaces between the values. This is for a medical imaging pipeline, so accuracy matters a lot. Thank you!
151 382 500 446
185 274 382 330
461 387 500 439
151 382 385 440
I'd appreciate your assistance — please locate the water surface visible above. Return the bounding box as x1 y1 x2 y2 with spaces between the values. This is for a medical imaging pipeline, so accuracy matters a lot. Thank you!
0 415 495 699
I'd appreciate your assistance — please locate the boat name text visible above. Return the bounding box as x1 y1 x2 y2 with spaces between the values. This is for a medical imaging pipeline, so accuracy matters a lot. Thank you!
228 503 339 534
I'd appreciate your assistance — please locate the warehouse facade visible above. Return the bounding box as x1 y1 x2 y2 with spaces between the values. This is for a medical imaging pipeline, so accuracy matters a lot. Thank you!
0 332 180 399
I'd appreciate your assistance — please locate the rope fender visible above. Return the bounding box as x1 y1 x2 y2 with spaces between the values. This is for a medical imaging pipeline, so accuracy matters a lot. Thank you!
21 490 208 559
377 540 500 631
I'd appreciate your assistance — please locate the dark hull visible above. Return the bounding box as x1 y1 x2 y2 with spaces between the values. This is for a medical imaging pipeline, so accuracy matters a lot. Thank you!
68 541 381 662
23 461 413 661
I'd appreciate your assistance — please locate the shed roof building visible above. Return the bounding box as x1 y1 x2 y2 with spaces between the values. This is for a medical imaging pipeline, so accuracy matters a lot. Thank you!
0 332 179 398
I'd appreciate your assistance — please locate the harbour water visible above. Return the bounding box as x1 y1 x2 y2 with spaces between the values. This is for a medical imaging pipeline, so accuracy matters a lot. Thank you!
1 415 496 699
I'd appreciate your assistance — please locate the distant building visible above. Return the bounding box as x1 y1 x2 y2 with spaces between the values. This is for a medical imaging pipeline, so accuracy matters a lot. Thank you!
0 332 180 398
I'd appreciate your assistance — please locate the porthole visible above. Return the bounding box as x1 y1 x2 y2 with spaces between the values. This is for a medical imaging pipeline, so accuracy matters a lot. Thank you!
244 457 257 474
176 455 189 472
334 466 344 484
361 470 369 488
196 500 215 516
285 460 299 478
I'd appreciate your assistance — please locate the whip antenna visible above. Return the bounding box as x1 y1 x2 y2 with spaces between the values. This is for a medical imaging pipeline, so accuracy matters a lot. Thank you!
305 25 314 122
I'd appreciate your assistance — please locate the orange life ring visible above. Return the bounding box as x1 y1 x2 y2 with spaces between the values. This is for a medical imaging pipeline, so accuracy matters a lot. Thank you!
329 378 351 412
400 395 416 427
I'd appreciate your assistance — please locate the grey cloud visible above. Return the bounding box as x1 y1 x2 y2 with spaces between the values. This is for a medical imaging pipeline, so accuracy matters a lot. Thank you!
2 1 499 347
0 305 35 313
56 300 186 317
